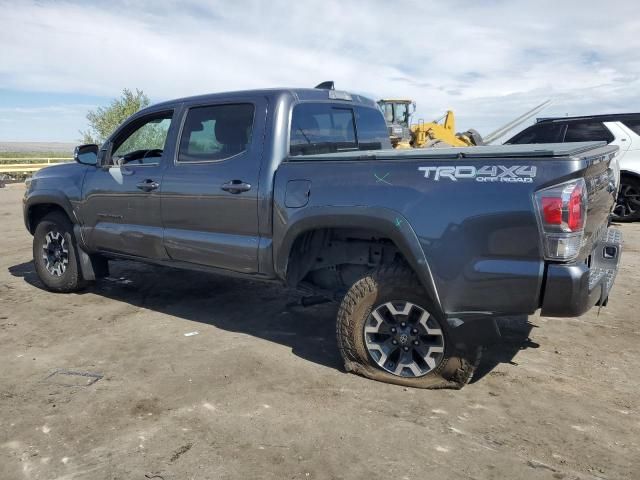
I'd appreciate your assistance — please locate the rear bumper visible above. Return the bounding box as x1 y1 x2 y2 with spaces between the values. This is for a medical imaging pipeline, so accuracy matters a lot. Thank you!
541 227 622 317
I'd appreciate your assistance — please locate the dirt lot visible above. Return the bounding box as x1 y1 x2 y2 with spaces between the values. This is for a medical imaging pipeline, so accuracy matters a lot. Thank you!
1 185 638 480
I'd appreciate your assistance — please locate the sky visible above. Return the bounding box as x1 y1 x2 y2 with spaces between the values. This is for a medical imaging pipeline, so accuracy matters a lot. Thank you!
0 0 639 143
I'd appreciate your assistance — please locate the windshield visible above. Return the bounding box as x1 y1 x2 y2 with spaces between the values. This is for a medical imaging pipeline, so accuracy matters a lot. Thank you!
382 103 394 123
394 103 409 125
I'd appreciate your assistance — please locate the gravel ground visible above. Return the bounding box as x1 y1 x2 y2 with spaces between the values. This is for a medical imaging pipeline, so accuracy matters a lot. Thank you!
0 185 638 480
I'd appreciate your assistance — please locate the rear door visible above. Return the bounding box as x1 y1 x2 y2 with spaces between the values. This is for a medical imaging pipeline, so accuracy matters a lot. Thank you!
160 98 267 273
602 122 632 158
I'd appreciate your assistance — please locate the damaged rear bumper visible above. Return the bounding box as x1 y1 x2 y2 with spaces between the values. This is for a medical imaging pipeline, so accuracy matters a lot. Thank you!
541 227 622 317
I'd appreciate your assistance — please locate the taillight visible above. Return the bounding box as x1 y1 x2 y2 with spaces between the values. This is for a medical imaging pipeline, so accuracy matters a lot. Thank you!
534 179 587 261
541 197 563 225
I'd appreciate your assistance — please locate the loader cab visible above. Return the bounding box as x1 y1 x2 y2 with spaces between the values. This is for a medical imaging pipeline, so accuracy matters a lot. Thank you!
377 99 415 148
378 99 414 128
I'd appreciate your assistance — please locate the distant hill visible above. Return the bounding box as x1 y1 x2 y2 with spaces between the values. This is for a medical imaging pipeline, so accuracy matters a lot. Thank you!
0 142 75 155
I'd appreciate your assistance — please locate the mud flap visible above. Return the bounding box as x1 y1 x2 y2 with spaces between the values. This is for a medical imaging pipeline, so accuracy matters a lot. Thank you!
445 316 501 380
76 247 109 281
447 316 502 350
72 224 109 281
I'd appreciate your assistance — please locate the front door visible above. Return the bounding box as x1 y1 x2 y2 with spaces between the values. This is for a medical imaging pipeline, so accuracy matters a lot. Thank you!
81 110 176 259
160 99 267 273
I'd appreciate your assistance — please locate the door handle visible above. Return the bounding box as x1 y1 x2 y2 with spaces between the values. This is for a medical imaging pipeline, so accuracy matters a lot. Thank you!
136 179 160 192
221 180 251 194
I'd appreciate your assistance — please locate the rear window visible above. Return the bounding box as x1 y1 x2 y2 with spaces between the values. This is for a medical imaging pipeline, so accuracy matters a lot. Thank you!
289 103 390 156
354 106 391 150
506 123 565 144
564 121 614 143
622 119 640 136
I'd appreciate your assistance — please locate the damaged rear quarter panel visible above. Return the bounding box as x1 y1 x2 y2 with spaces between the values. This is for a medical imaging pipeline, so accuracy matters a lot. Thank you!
272 157 578 316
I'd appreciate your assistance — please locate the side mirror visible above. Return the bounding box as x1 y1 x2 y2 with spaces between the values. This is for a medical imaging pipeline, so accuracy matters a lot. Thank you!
74 144 99 166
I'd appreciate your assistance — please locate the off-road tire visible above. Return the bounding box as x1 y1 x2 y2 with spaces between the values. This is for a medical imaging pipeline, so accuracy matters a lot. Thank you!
336 264 481 389
33 211 86 292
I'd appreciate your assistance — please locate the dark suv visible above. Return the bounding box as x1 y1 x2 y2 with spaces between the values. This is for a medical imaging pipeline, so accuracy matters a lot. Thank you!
506 113 640 221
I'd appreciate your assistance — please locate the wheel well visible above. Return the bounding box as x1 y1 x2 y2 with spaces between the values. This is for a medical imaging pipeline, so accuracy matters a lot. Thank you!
28 204 69 234
285 228 409 294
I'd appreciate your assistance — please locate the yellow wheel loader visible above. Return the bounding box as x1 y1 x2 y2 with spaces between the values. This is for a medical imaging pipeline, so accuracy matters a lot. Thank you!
377 99 552 148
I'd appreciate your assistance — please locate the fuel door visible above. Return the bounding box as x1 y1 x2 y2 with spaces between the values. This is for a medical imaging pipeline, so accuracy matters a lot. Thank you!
285 180 311 208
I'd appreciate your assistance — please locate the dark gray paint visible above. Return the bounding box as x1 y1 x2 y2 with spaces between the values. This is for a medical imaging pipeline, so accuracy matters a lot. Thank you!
23 87 620 319
160 95 269 272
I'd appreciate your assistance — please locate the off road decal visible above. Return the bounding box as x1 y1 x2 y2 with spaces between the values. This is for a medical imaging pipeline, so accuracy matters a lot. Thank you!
418 165 537 183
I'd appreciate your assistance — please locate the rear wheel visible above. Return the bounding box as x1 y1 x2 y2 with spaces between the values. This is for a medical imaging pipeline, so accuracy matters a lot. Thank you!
336 264 480 389
33 212 85 292
613 176 640 222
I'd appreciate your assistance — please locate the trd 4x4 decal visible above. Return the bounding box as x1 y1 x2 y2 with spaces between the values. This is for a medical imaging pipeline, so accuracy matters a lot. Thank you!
418 165 537 183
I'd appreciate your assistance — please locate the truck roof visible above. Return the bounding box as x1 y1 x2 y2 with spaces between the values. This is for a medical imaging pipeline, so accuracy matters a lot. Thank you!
537 113 640 123
149 88 378 110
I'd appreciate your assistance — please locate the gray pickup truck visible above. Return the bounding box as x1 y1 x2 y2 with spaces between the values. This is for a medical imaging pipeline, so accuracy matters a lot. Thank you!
23 86 622 389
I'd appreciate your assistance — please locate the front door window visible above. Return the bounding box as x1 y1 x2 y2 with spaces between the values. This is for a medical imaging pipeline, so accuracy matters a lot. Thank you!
111 114 173 165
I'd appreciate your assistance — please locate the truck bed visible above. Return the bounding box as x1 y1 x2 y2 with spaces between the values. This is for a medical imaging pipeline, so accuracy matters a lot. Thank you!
289 141 609 161
275 141 619 317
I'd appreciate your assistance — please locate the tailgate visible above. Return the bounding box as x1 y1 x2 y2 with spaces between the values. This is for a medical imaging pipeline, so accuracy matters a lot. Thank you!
577 147 619 260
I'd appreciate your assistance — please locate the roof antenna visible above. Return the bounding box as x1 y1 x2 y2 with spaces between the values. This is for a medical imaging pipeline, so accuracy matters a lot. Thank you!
315 81 334 90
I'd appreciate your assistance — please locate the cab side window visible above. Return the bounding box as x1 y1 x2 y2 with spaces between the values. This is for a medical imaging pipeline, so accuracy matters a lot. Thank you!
355 106 392 150
564 121 614 143
622 119 640 135
290 103 357 156
112 113 173 165
178 104 255 162
507 123 565 144
289 103 390 156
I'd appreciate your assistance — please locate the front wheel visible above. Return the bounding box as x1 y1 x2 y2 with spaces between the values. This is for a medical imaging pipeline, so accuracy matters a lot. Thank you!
33 212 85 292
336 264 480 389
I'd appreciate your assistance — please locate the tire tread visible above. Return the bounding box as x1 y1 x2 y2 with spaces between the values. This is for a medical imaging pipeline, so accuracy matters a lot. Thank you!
336 263 480 389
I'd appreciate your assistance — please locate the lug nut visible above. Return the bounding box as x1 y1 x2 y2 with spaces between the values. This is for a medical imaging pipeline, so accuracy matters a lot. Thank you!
413 340 419 345
400 322 406 327
390 327 397 333
403 346 409 352
392 339 398 345
412 328 418 334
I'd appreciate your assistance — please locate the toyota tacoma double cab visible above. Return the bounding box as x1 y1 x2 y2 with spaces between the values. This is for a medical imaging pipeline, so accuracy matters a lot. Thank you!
23 85 622 389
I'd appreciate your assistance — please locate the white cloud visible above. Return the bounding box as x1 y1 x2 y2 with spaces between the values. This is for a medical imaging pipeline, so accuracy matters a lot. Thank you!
0 0 639 141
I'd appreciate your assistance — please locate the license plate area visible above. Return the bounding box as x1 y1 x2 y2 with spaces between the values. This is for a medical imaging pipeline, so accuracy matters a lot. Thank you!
588 227 622 299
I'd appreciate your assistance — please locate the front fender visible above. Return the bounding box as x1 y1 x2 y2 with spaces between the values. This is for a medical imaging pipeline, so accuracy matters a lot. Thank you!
23 189 78 233
273 205 442 314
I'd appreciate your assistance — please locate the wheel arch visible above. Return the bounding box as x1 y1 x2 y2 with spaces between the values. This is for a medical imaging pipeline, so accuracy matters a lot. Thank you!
24 191 76 234
275 206 442 313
